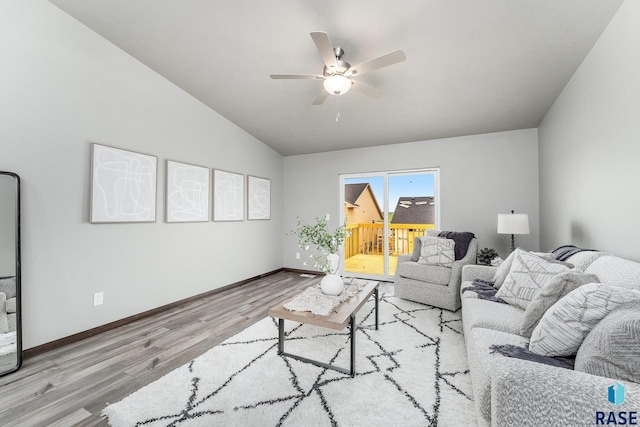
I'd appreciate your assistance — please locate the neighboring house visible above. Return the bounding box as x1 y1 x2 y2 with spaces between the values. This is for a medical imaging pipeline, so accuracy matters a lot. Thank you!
390 197 435 225
344 183 383 224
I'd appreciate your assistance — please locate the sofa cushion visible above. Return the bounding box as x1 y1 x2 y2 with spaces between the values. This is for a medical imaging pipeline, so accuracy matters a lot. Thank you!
520 271 600 338
529 283 640 356
575 300 640 383
461 297 524 338
397 261 450 285
583 255 640 290
496 249 570 310
417 236 455 267
563 250 608 271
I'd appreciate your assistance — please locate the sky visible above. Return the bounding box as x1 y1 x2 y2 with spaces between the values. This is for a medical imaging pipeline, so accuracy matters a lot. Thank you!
345 173 435 212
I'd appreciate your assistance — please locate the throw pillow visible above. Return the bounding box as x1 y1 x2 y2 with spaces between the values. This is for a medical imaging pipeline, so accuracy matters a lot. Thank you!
520 271 600 338
575 301 640 383
437 231 475 260
492 250 517 289
417 236 455 267
529 283 640 357
495 249 571 310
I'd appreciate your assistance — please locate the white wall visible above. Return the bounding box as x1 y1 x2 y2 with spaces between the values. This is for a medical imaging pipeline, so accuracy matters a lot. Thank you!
0 1 283 349
283 129 540 271
538 0 640 261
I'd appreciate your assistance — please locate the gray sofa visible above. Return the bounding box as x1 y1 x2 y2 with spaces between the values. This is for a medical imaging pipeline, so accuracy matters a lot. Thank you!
461 251 640 426
395 230 478 311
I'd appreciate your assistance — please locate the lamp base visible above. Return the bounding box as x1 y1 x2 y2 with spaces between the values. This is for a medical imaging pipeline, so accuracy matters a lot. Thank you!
510 234 516 252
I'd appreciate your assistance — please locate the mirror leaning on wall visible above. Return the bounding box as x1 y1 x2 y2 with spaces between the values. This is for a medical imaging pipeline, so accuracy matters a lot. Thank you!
0 171 22 376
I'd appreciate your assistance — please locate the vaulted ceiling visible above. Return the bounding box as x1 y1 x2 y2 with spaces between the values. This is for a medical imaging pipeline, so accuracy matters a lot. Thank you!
49 0 623 156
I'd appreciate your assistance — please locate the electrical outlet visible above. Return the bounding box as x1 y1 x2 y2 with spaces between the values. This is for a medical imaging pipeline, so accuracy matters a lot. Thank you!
296 252 300 259
93 292 104 306
325 213 330 221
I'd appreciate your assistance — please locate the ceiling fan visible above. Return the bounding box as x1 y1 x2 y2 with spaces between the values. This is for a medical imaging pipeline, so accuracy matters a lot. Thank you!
270 32 406 105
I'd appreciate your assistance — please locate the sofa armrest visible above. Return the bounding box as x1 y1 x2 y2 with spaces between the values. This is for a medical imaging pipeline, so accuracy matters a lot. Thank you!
491 359 640 427
461 265 496 282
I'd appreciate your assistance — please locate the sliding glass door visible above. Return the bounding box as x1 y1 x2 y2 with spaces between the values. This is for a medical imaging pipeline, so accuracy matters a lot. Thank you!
340 169 439 280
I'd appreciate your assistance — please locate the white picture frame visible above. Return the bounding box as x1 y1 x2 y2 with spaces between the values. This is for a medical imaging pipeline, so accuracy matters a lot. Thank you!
90 143 157 223
213 169 244 221
166 160 211 223
247 175 271 220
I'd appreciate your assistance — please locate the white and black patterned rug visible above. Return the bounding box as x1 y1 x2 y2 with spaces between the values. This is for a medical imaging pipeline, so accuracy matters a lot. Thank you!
102 295 476 426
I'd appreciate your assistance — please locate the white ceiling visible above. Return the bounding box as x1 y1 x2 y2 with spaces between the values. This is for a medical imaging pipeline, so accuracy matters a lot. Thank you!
49 0 623 156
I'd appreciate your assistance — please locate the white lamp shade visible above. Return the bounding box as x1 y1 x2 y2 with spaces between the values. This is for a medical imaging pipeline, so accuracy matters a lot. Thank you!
497 213 530 235
323 74 352 95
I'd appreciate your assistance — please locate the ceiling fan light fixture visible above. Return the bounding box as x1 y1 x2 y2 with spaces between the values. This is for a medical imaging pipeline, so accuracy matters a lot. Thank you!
323 74 352 95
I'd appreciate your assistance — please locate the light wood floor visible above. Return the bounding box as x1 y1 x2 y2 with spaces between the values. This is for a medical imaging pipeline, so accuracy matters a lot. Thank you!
0 271 355 427
345 254 398 276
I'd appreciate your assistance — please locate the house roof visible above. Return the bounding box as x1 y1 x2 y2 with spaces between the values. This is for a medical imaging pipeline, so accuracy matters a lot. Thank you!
48 1 624 156
391 197 435 224
344 183 369 206
344 183 383 220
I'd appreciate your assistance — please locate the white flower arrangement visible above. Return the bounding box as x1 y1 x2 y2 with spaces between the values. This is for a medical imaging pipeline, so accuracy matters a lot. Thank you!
288 216 349 274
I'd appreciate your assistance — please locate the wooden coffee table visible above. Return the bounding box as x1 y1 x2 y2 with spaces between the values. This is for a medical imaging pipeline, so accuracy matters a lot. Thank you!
268 280 379 377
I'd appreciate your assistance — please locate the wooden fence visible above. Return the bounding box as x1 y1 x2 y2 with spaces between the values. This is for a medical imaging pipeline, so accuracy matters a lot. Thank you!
344 223 435 258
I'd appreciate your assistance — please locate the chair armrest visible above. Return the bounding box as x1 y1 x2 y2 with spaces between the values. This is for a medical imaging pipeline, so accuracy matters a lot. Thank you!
491 359 640 426
461 265 496 282
447 238 478 287
397 254 413 264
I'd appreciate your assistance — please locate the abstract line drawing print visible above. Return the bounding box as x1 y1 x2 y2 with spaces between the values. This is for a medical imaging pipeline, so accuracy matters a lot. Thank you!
247 175 270 220
90 144 157 223
166 161 210 223
213 170 244 221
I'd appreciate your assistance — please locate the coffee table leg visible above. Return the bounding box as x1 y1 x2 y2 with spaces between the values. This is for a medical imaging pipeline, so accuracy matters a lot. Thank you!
350 314 356 377
375 286 379 330
278 318 284 354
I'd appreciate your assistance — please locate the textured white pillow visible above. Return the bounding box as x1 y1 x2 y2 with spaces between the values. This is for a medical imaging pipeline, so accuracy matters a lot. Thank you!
495 249 570 310
529 283 640 357
492 250 517 289
417 236 455 267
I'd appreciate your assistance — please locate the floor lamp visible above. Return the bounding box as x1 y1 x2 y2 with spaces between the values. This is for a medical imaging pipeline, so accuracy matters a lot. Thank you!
498 210 530 252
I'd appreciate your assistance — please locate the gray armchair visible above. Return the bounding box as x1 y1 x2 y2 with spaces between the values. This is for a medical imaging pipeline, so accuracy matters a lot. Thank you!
394 230 478 311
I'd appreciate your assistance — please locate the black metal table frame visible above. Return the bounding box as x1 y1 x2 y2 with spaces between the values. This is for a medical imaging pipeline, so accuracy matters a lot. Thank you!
277 286 379 377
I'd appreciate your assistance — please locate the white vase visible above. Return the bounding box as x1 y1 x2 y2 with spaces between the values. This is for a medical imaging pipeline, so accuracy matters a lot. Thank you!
321 274 344 296
326 253 340 274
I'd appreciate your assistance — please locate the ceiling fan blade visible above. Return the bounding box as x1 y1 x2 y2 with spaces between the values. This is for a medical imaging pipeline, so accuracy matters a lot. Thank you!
312 89 329 105
270 74 322 79
349 50 406 76
310 31 338 69
351 80 384 99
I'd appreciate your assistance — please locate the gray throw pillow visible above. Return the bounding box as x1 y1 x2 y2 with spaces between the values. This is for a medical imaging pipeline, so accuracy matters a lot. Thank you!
520 271 600 338
529 283 640 357
575 301 640 383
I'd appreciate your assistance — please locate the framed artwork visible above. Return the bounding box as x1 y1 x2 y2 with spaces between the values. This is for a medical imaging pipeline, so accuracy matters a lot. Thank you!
247 175 271 220
166 160 210 223
90 143 157 223
213 169 244 221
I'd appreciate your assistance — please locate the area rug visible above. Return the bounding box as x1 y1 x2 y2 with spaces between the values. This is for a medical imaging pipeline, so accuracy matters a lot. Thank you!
102 295 476 426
